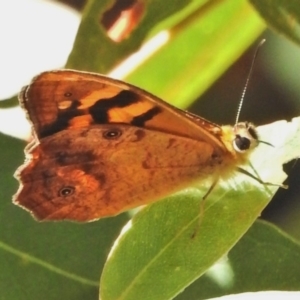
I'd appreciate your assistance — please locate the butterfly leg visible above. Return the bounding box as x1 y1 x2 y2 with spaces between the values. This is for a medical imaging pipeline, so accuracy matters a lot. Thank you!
192 178 219 238
202 178 219 201
237 166 288 189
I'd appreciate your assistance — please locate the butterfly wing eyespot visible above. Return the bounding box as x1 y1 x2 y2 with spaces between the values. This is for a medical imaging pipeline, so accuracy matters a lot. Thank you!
102 128 123 139
64 92 72 97
58 186 75 197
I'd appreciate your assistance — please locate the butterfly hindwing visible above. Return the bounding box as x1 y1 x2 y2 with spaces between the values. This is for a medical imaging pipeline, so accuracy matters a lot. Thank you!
15 124 216 221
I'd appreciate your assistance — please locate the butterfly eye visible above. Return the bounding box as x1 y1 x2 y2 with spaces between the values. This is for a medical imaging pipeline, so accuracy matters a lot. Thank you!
233 135 251 153
64 92 72 97
58 186 75 197
103 128 122 139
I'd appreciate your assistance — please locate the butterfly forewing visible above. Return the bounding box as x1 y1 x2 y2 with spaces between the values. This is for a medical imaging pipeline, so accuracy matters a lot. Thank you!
21 70 225 151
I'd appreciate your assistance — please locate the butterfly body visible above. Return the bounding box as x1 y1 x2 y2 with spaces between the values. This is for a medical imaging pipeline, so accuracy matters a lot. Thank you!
14 70 259 221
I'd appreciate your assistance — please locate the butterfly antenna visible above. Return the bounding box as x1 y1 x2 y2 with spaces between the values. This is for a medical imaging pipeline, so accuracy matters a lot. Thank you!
235 39 266 125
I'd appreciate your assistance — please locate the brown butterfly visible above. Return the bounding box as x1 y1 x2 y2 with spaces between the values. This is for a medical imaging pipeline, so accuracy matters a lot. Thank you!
14 69 263 222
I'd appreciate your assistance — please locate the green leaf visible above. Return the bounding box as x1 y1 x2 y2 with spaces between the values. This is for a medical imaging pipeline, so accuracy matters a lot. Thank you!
126 0 265 108
0 134 129 300
100 117 300 300
66 0 198 72
175 220 300 299
249 0 300 45
0 95 18 108
67 0 265 109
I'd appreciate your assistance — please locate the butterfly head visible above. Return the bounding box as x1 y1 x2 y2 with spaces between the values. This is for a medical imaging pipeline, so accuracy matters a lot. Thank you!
232 122 259 153
219 122 259 163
